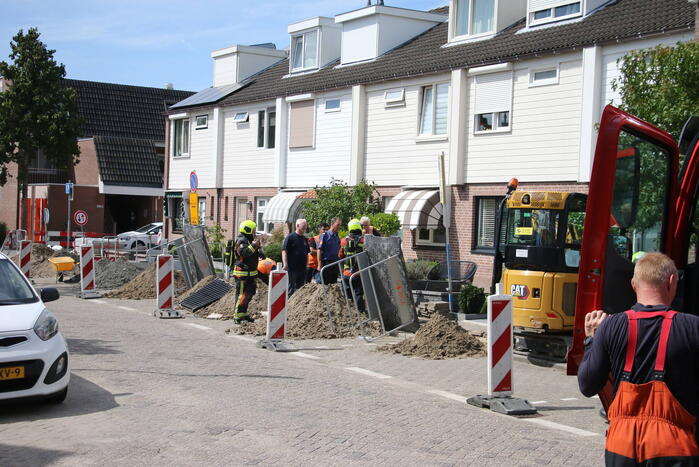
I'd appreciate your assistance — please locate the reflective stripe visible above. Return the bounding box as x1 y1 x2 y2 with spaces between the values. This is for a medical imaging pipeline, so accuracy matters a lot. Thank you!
233 270 258 277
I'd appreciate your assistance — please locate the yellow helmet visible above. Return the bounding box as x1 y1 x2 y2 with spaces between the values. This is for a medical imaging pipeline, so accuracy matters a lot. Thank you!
348 219 361 231
239 220 257 235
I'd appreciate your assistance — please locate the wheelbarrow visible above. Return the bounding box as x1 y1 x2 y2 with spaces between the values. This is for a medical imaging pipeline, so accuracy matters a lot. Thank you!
48 257 76 283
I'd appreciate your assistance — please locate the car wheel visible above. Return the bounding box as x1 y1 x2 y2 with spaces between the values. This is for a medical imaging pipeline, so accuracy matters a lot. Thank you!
134 241 146 251
45 387 68 404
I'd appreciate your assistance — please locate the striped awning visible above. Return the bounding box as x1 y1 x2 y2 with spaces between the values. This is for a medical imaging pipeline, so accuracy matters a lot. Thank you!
262 191 306 224
385 189 443 230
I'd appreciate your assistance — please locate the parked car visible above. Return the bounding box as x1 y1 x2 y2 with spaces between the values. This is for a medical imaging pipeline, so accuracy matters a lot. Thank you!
0 253 69 403
116 222 163 251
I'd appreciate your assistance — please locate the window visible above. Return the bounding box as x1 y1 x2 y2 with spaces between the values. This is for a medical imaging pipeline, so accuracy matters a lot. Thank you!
173 119 190 157
325 98 341 112
198 197 206 225
195 115 208 129
417 227 447 246
530 2 581 24
530 68 559 87
289 100 315 149
257 109 276 149
224 196 229 221
453 0 495 38
232 112 249 123
419 83 449 136
384 89 405 108
256 197 273 233
474 71 512 133
474 197 499 252
173 199 185 232
290 29 318 72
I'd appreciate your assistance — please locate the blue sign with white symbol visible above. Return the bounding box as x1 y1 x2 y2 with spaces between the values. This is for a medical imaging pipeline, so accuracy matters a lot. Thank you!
189 171 198 192
65 182 73 194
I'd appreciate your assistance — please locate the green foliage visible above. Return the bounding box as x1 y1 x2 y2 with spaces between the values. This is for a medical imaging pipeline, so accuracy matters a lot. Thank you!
365 212 401 237
459 283 486 315
206 223 226 259
405 260 439 280
612 42 699 141
0 28 81 187
263 242 282 262
268 226 285 244
303 180 381 231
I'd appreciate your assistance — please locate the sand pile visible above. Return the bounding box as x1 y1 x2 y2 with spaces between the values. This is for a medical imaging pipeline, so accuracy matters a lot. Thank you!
194 280 268 319
379 313 485 359
95 258 146 289
104 263 187 299
231 282 380 339
15 246 79 278
177 275 217 303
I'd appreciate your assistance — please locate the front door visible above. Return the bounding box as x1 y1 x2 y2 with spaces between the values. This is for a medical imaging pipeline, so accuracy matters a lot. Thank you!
236 198 248 231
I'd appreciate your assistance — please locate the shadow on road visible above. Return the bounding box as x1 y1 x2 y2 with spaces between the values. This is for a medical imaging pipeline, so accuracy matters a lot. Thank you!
67 338 123 355
0 374 119 422
0 444 72 466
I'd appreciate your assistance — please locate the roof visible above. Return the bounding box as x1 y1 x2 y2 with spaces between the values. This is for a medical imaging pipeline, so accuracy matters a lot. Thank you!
63 79 194 141
175 0 694 112
93 136 163 187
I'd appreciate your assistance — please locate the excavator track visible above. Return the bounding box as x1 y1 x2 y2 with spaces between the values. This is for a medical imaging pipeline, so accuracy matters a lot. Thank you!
513 328 572 363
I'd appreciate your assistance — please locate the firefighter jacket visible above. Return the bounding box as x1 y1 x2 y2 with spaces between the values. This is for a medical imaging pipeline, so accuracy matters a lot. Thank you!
339 233 364 274
231 233 263 277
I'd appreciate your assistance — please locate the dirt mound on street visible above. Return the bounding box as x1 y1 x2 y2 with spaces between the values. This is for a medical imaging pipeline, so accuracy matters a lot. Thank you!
104 263 187 299
231 282 380 339
15 246 79 278
95 258 146 289
194 279 268 319
379 313 485 359
177 275 217 303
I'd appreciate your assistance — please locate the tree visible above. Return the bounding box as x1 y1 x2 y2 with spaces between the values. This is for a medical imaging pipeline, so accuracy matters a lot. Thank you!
0 28 81 192
303 180 382 233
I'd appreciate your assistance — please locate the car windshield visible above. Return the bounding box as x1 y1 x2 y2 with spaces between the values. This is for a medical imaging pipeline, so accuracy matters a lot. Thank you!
0 260 38 305
134 223 158 234
506 208 561 247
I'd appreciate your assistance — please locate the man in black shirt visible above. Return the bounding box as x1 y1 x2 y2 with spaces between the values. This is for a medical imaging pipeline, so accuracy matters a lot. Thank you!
282 218 310 296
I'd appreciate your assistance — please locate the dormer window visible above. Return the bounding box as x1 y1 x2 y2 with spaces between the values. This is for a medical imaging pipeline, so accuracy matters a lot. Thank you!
529 2 581 25
453 0 495 38
290 29 319 72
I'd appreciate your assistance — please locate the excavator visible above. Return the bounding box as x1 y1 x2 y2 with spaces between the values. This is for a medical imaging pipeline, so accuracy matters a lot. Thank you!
567 105 699 409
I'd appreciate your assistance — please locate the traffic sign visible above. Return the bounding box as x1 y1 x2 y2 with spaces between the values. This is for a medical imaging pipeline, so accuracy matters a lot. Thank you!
190 171 198 192
189 193 199 225
74 210 88 226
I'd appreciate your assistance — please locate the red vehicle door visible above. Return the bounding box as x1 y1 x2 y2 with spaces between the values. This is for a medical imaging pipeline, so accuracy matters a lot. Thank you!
567 105 680 408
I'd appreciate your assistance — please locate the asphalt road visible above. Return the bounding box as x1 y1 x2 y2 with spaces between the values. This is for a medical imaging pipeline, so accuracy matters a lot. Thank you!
0 284 604 466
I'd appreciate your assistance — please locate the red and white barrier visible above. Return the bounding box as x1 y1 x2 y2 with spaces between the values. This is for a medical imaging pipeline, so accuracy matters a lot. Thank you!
19 240 32 278
487 293 513 396
154 254 181 318
80 246 96 295
266 270 289 341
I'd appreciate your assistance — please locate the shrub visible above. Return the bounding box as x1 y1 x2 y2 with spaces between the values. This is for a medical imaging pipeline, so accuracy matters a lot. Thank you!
263 241 282 262
459 283 486 315
363 212 401 237
405 260 439 280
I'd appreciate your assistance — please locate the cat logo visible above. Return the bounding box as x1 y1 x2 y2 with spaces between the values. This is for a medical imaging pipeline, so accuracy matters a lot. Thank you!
510 284 530 300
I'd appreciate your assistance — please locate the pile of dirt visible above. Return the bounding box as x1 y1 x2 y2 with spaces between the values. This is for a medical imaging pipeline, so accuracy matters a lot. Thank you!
194 280 268 319
379 313 486 360
177 275 218 303
104 263 187 299
16 246 79 278
231 282 380 339
95 258 147 289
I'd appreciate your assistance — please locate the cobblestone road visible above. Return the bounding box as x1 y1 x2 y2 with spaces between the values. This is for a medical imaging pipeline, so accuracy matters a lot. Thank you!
0 282 605 466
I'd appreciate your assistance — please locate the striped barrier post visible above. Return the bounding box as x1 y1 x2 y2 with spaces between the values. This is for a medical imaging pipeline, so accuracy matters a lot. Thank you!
19 240 31 278
257 270 291 351
79 246 101 298
466 286 536 416
154 254 181 318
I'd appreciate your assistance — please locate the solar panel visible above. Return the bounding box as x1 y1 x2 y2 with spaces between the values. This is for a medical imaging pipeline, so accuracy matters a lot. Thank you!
169 82 246 109
180 278 233 311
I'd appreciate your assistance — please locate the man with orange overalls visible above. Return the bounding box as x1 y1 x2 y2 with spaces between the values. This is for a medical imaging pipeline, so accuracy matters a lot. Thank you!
578 252 699 466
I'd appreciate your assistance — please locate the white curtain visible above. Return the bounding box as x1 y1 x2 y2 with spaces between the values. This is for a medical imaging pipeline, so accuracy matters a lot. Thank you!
472 0 495 34
434 84 449 135
420 86 434 135
455 0 470 36
291 36 303 70
303 30 318 69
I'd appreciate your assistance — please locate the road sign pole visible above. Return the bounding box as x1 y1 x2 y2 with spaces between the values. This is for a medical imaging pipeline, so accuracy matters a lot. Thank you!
66 181 72 250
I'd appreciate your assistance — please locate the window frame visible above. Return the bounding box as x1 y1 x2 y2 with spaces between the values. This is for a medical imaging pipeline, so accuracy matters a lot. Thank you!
290 29 320 73
529 1 582 26
418 83 449 137
256 197 273 234
384 88 406 108
232 111 249 123
416 227 447 247
173 118 190 158
257 108 276 149
529 66 560 87
195 114 208 130
324 98 341 113
472 196 500 254
451 0 496 41
474 111 511 134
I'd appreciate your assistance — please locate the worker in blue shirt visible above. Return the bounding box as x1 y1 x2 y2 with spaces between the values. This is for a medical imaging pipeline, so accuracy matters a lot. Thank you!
317 217 342 284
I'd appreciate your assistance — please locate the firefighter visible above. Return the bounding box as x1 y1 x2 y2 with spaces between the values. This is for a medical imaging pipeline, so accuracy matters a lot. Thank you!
339 219 366 314
229 220 264 324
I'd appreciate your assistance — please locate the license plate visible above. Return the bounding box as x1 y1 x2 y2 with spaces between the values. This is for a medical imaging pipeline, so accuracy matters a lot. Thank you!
0 366 25 380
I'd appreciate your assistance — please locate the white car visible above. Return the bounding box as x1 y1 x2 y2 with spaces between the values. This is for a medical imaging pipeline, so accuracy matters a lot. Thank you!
116 222 163 251
0 253 69 403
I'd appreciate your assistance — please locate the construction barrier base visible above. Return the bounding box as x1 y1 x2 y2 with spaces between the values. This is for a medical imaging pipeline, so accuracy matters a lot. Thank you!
256 339 295 352
154 309 183 319
79 291 103 300
466 395 537 416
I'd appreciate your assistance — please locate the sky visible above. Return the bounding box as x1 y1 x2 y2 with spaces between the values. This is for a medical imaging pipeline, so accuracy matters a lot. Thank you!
1 0 446 92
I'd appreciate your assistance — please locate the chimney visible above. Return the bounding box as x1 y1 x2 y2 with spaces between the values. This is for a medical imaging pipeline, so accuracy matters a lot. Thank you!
164 83 174 90
211 44 287 87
